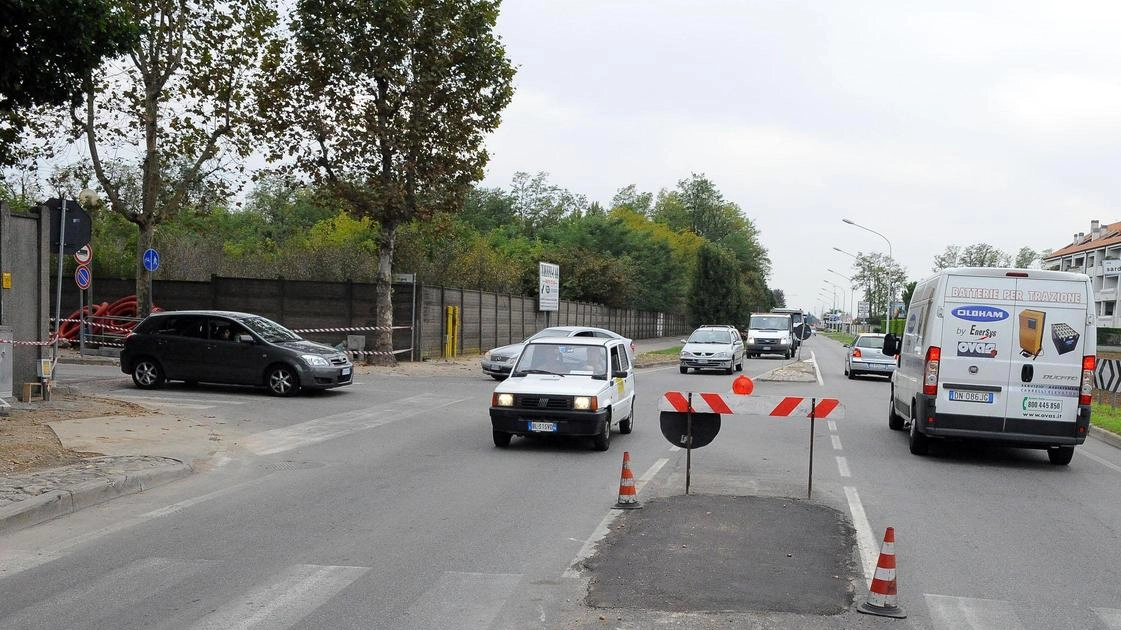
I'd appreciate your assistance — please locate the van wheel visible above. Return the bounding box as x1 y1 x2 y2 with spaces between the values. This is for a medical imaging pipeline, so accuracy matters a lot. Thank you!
1048 446 1074 465
909 412 929 455
888 389 905 431
619 401 634 434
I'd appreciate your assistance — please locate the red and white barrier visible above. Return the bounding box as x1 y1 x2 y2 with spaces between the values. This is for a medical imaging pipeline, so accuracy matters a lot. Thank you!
659 391 844 419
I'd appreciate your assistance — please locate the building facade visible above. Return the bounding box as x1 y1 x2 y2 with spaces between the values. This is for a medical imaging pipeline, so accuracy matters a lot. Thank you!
1042 219 1120 328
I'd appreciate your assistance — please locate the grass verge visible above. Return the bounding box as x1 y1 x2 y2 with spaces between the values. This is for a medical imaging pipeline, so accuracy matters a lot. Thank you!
1093 399 1121 435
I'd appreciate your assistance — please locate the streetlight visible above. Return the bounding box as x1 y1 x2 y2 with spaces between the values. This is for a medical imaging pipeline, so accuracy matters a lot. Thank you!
842 219 895 333
824 280 847 331
827 269 856 332
820 286 838 330
833 246 858 259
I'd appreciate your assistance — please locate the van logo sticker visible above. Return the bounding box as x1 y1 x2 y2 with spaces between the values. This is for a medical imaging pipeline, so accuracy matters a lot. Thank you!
958 341 998 358
951 305 1009 322
968 325 997 339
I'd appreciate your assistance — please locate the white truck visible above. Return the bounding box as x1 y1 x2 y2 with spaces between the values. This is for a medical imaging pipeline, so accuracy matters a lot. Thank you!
883 267 1095 465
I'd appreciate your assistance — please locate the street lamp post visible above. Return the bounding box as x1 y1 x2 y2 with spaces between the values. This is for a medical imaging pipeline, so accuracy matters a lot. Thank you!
842 219 895 334
827 269 856 333
820 286 837 331
824 280 847 332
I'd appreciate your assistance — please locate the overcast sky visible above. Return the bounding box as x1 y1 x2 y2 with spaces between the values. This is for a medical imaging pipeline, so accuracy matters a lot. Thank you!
479 1 1119 317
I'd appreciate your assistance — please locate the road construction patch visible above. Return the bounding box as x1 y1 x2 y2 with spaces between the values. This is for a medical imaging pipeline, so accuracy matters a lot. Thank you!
583 494 856 615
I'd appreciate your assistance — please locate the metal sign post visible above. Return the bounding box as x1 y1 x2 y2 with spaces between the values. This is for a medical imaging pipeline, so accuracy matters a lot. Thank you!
808 398 816 499
52 200 67 365
686 393 693 495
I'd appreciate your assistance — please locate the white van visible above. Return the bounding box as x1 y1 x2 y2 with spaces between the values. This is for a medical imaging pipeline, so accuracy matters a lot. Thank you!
883 267 1096 465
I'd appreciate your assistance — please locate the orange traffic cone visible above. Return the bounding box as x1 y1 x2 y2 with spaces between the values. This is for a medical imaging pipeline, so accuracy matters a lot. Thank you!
858 526 906 618
613 451 642 509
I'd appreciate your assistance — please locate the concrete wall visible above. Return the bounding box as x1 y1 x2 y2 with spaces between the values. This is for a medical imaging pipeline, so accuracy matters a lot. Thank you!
0 203 50 396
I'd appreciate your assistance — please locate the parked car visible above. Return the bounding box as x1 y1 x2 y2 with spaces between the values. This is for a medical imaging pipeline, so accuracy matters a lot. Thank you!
489 336 636 451
679 325 745 374
844 333 896 379
481 326 631 380
744 313 795 359
120 310 353 396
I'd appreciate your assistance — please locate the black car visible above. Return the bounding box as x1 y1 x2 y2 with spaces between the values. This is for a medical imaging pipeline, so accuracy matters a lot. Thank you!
120 310 353 396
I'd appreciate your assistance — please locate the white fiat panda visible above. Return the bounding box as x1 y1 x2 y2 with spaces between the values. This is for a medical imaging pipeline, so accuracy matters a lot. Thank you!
489 336 636 451
883 267 1096 465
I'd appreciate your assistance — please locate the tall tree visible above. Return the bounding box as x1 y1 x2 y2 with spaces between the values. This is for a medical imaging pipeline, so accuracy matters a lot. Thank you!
850 251 907 329
1014 247 1037 269
959 243 1009 268
0 0 135 165
259 0 515 363
687 243 745 327
67 0 278 315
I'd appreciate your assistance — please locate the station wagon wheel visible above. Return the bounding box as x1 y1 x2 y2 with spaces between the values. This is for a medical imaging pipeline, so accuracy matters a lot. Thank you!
131 358 165 389
266 365 299 397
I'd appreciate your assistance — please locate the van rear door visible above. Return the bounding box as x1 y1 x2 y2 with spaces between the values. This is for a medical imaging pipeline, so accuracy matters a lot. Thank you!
940 274 1018 427
1005 277 1090 434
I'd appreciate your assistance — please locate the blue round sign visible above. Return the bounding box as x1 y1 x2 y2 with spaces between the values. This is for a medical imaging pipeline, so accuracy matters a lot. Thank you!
74 264 91 289
143 248 160 272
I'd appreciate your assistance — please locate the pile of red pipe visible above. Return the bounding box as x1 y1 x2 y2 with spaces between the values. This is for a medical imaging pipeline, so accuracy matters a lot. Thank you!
56 295 161 341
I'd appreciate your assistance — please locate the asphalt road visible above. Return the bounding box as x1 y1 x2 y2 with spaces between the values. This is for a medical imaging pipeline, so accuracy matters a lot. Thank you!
4 335 1121 629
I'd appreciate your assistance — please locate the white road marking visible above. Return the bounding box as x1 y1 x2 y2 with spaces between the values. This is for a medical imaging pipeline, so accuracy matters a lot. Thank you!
827 420 837 432
831 435 842 450
810 351 823 385
836 456 851 478
637 458 669 489
394 571 521 630
668 445 681 452
187 564 370 630
1093 607 1121 628
562 457 668 579
109 393 248 406
0 557 214 628
1080 449 1121 474
843 486 877 587
0 476 276 579
243 394 466 455
926 594 1026 630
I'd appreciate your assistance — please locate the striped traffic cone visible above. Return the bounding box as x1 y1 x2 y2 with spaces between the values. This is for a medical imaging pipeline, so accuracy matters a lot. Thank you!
613 451 642 509
857 526 906 618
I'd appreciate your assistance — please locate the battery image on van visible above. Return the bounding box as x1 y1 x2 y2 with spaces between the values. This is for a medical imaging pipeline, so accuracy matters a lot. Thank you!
883 267 1096 466
1018 309 1045 359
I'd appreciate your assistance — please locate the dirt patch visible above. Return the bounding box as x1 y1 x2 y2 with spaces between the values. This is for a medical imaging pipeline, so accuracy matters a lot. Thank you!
0 394 153 474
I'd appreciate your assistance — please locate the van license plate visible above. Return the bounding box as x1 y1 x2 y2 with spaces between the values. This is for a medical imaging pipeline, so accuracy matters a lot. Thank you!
949 390 993 403
529 421 557 432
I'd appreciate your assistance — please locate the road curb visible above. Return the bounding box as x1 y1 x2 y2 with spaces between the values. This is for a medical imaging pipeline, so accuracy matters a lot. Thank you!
1090 425 1121 451
0 460 192 536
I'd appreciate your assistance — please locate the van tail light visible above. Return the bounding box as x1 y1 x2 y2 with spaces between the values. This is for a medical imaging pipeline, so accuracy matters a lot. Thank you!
1082 355 1096 405
852 348 862 358
923 346 941 396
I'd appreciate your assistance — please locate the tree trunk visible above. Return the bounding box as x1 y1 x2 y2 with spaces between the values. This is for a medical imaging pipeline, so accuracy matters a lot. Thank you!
135 221 155 317
372 220 398 366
